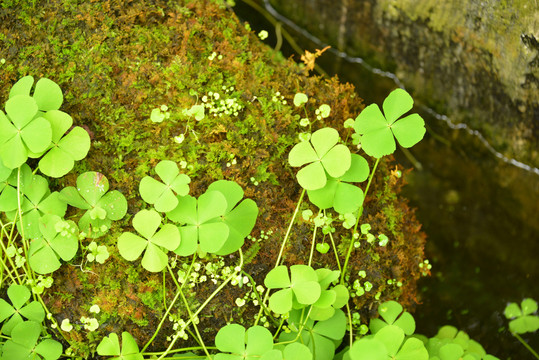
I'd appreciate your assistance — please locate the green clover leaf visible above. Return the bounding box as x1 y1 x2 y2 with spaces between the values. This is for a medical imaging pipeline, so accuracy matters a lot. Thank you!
215 324 274 360
206 180 258 255
354 88 426 158
293 93 308 107
0 284 45 336
307 154 369 214
167 190 228 256
139 160 190 212
349 325 428 360
28 214 79 274
369 300 416 336
0 95 52 169
504 298 539 334
0 158 17 212
96 332 144 360
117 209 181 272
37 110 90 178
427 325 492 360
60 172 127 238
262 343 313 360
9 76 63 111
264 265 321 314
279 309 346 360
5 164 66 239
288 127 351 190
308 269 349 321
1 321 62 360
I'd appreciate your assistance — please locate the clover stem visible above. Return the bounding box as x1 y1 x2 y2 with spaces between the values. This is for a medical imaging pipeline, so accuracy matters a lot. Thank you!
178 284 211 359
340 157 380 283
0 222 22 285
513 333 539 359
142 255 197 353
242 271 279 327
346 302 353 346
16 166 35 287
163 270 167 310
307 224 318 267
327 231 342 273
156 250 244 360
275 188 305 268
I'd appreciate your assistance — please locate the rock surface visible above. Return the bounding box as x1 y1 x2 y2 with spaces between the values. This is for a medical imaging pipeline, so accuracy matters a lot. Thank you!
270 0 539 167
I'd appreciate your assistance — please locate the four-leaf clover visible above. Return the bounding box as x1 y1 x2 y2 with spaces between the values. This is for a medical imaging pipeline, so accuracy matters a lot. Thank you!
117 209 181 272
0 284 45 336
139 160 190 212
1 321 62 360
288 127 351 190
215 324 274 360
354 88 426 158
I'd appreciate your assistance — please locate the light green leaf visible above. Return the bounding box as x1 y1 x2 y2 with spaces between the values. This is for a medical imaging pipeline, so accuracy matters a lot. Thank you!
5 95 38 128
294 93 308 107
391 114 425 148
382 88 413 124
33 77 64 111
349 338 387 360
288 140 319 167
296 162 326 190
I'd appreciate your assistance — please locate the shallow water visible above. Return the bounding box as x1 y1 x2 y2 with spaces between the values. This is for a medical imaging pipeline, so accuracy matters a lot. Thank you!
235 1 539 357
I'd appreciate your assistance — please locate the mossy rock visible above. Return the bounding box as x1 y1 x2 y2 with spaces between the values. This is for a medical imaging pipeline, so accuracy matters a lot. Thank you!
0 0 426 356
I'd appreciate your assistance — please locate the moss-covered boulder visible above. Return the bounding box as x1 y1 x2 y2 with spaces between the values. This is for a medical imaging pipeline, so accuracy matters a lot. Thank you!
0 0 425 357
270 0 539 168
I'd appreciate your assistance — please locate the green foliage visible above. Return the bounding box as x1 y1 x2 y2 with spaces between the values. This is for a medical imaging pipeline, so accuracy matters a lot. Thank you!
288 127 351 190
139 160 190 213
5 164 66 238
117 209 181 272
0 284 45 336
307 154 369 214
1 321 62 360
426 325 499 360
264 265 321 314
168 180 258 256
310 269 349 321
215 324 274 360
293 93 308 107
369 300 416 336
96 332 144 360
279 309 347 360
353 88 426 158
349 325 428 360
28 214 79 274
60 171 127 238
504 298 539 334
87 241 110 264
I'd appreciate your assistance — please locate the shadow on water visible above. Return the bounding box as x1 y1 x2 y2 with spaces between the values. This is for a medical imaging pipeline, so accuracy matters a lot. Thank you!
234 1 539 358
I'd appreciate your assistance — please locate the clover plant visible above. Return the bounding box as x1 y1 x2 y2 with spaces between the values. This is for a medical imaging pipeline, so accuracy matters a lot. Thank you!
5 164 66 239
139 160 190 212
87 241 110 264
28 214 79 274
349 325 428 360
309 269 349 321
96 332 144 360
353 88 426 158
369 300 416 336
215 324 274 360
0 284 45 335
307 154 369 214
288 127 351 190
504 298 539 334
37 108 90 178
1 321 62 360
426 325 497 360
264 265 321 314
0 159 17 212
265 343 312 360
0 94 52 169
117 209 181 272
9 75 63 111
168 180 258 256
60 171 127 238
279 309 346 360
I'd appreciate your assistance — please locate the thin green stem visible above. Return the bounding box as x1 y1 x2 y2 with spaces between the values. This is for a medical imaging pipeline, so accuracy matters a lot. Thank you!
178 287 210 359
327 231 341 273
307 225 318 267
513 333 539 359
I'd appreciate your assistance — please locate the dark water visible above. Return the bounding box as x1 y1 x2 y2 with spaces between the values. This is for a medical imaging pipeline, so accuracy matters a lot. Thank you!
234 1 539 358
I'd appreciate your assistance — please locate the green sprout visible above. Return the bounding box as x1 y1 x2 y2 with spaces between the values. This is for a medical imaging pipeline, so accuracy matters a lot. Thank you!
349 325 428 360
28 214 79 274
263 265 321 314
0 284 45 336
1 321 62 360
307 154 369 214
288 127 351 190
214 324 274 360
185 104 205 121
168 180 258 256
87 241 110 264
117 209 181 272
353 88 426 158
139 160 190 213
5 164 66 239
97 332 144 360
293 93 308 107
369 300 416 336
60 171 127 238
279 309 346 360
150 105 170 123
